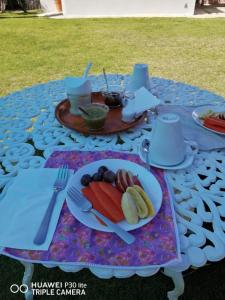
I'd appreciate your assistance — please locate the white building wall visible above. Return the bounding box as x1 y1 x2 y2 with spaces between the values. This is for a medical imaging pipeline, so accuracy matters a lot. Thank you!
61 0 196 17
40 0 196 17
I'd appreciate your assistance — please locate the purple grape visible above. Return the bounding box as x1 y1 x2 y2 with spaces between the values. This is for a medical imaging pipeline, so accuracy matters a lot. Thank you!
92 172 102 181
98 166 108 177
81 174 92 186
103 170 116 183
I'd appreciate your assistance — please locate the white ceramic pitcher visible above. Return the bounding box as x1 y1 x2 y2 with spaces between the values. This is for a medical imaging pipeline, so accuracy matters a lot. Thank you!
129 63 150 92
150 113 186 166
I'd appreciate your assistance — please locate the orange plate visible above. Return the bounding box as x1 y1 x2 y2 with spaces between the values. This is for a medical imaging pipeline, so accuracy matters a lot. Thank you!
55 92 146 135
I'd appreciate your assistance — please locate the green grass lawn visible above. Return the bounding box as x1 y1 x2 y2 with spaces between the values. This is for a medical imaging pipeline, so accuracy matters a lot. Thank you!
0 11 225 97
1 11 225 300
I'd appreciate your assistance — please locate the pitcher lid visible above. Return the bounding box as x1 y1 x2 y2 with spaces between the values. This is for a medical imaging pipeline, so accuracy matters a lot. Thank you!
158 113 180 123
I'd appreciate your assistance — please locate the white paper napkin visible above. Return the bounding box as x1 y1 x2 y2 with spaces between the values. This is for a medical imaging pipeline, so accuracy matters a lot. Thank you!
133 87 160 114
65 77 92 95
122 87 160 122
0 169 69 251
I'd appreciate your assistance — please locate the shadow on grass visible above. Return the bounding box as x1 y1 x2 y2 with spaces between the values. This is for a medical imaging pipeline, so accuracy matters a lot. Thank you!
0 15 39 19
0 10 40 19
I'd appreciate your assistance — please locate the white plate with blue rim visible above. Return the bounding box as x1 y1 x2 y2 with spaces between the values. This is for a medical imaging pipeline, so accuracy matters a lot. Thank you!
192 105 225 136
66 159 162 232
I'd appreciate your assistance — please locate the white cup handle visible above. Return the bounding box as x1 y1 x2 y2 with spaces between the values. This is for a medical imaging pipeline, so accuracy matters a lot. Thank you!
185 140 198 156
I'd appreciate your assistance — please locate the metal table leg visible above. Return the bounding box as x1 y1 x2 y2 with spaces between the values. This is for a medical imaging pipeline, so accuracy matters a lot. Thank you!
163 268 184 300
20 261 34 300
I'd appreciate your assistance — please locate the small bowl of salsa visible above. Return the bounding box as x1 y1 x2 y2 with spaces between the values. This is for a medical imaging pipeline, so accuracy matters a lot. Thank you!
101 85 124 109
81 103 109 131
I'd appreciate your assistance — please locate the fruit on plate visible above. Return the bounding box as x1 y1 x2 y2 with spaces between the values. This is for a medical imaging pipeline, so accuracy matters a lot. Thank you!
121 185 155 224
121 193 139 224
98 182 122 211
92 172 103 181
80 166 116 186
80 167 140 188
82 185 123 223
81 174 92 186
133 176 142 187
200 110 225 120
217 112 225 120
199 109 216 120
86 182 124 222
82 186 109 222
203 116 225 133
103 170 116 183
98 166 108 176
126 187 148 218
115 169 142 192
204 116 225 128
133 185 155 217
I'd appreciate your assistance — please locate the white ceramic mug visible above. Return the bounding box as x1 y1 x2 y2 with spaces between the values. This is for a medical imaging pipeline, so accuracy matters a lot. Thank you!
150 113 186 166
129 63 150 92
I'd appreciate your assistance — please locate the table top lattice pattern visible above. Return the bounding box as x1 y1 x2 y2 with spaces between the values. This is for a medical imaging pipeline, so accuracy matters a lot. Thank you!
0 75 225 278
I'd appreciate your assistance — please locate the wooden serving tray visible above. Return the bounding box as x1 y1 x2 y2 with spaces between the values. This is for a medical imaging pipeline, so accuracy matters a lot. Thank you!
55 92 146 135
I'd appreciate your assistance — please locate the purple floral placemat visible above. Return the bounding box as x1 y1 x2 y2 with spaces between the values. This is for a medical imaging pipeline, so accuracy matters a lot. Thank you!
3 151 180 267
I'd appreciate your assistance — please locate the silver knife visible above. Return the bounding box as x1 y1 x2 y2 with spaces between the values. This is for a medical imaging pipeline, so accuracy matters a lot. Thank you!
67 186 135 244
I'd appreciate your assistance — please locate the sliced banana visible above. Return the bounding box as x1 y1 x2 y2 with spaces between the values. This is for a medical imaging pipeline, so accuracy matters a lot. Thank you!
126 187 148 218
121 192 139 224
133 185 155 217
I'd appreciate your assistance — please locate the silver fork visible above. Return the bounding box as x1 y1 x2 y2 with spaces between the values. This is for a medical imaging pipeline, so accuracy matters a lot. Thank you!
34 165 69 245
67 186 135 245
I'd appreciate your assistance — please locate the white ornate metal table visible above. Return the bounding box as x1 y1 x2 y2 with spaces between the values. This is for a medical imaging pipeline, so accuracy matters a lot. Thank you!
0 75 225 300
